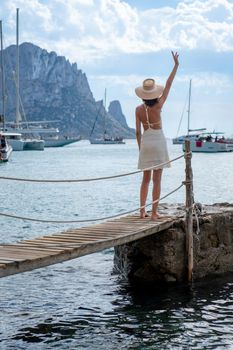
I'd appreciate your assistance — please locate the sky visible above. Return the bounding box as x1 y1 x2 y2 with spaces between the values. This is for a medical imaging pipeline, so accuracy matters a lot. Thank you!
0 0 233 137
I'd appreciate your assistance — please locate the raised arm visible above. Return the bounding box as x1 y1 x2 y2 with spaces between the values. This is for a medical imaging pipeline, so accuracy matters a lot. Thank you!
159 51 179 106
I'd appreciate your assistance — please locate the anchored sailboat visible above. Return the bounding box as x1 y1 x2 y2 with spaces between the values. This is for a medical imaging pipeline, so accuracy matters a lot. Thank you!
0 20 13 162
89 89 125 144
5 8 44 151
172 79 206 144
174 81 233 152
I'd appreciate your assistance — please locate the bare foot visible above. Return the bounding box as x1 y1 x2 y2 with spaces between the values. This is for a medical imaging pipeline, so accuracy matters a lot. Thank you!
150 214 163 221
140 210 149 219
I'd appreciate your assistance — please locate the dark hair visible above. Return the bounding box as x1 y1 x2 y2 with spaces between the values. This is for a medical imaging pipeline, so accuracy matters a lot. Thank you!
143 98 159 107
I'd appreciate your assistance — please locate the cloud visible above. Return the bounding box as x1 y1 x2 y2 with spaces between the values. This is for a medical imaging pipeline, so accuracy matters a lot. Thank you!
0 0 232 136
1 0 233 64
87 69 233 132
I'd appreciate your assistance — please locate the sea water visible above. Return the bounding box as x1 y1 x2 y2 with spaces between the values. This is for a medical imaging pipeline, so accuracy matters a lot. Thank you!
0 140 233 349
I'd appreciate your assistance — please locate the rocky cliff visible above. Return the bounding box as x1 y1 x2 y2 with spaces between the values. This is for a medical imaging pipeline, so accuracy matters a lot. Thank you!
0 42 135 138
108 100 129 128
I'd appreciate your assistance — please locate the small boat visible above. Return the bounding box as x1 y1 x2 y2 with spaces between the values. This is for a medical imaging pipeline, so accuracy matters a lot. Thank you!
89 89 125 145
90 135 125 145
172 80 206 145
0 135 13 162
184 132 233 153
173 131 206 145
44 135 81 147
3 132 25 151
3 131 44 151
23 138 44 150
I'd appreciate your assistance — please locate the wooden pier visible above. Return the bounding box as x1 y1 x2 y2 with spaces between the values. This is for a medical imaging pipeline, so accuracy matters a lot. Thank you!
0 213 182 278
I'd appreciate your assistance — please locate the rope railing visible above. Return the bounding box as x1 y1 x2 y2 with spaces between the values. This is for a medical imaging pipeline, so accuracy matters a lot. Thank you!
0 183 184 223
0 140 195 282
0 154 185 183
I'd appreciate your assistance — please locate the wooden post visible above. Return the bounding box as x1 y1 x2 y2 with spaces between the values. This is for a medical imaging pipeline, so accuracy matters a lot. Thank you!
184 140 193 282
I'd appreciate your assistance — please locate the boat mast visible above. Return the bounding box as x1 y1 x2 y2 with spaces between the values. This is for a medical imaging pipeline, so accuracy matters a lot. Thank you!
15 8 20 128
0 20 6 130
103 88 107 139
187 79 192 135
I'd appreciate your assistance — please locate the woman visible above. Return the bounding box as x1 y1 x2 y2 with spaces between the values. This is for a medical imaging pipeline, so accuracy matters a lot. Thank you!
135 51 179 220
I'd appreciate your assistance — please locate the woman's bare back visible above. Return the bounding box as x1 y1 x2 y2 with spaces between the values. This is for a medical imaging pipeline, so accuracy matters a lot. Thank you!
136 102 162 131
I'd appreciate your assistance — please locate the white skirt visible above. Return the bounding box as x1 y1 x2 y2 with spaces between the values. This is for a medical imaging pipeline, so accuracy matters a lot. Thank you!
138 129 170 170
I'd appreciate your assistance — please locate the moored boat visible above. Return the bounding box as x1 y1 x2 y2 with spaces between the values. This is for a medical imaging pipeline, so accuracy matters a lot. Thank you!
0 135 13 162
44 136 81 147
3 132 25 151
184 132 233 153
23 138 44 150
89 89 125 145
173 131 206 145
172 80 206 145
90 136 125 145
2 131 44 151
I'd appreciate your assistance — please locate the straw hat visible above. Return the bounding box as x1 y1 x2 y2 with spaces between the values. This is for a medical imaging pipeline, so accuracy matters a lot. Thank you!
135 78 164 100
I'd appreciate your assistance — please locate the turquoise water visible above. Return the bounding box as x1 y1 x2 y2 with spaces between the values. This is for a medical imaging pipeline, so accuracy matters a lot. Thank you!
0 140 233 349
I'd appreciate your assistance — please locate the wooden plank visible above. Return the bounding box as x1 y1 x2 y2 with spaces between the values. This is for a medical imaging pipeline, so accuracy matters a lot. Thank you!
0 251 51 260
18 242 81 250
69 227 140 234
0 259 19 264
0 248 61 258
31 237 101 245
16 242 71 251
63 229 125 235
65 226 138 233
20 239 83 248
0 256 26 262
56 233 126 240
45 232 126 241
51 233 119 239
0 248 57 258
1 244 65 253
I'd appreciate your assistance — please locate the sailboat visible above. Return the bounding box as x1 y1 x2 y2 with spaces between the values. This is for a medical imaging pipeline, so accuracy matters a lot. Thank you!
172 79 206 144
5 10 80 148
175 80 233 152
0 20 13 161
89 89 125 144
5 8 44 151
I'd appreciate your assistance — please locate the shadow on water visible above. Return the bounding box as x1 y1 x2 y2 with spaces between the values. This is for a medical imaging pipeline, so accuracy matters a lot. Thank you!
8 273 233 349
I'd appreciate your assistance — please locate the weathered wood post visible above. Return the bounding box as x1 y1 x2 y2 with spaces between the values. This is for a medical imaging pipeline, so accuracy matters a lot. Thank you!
184 140 193 282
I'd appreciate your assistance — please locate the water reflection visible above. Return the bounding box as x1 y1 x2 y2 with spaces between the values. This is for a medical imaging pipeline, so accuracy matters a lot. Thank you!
6 273 233 350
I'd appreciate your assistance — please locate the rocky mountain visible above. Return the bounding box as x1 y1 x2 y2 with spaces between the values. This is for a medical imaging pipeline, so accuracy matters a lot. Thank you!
108 100 129 128
0 42 135 138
